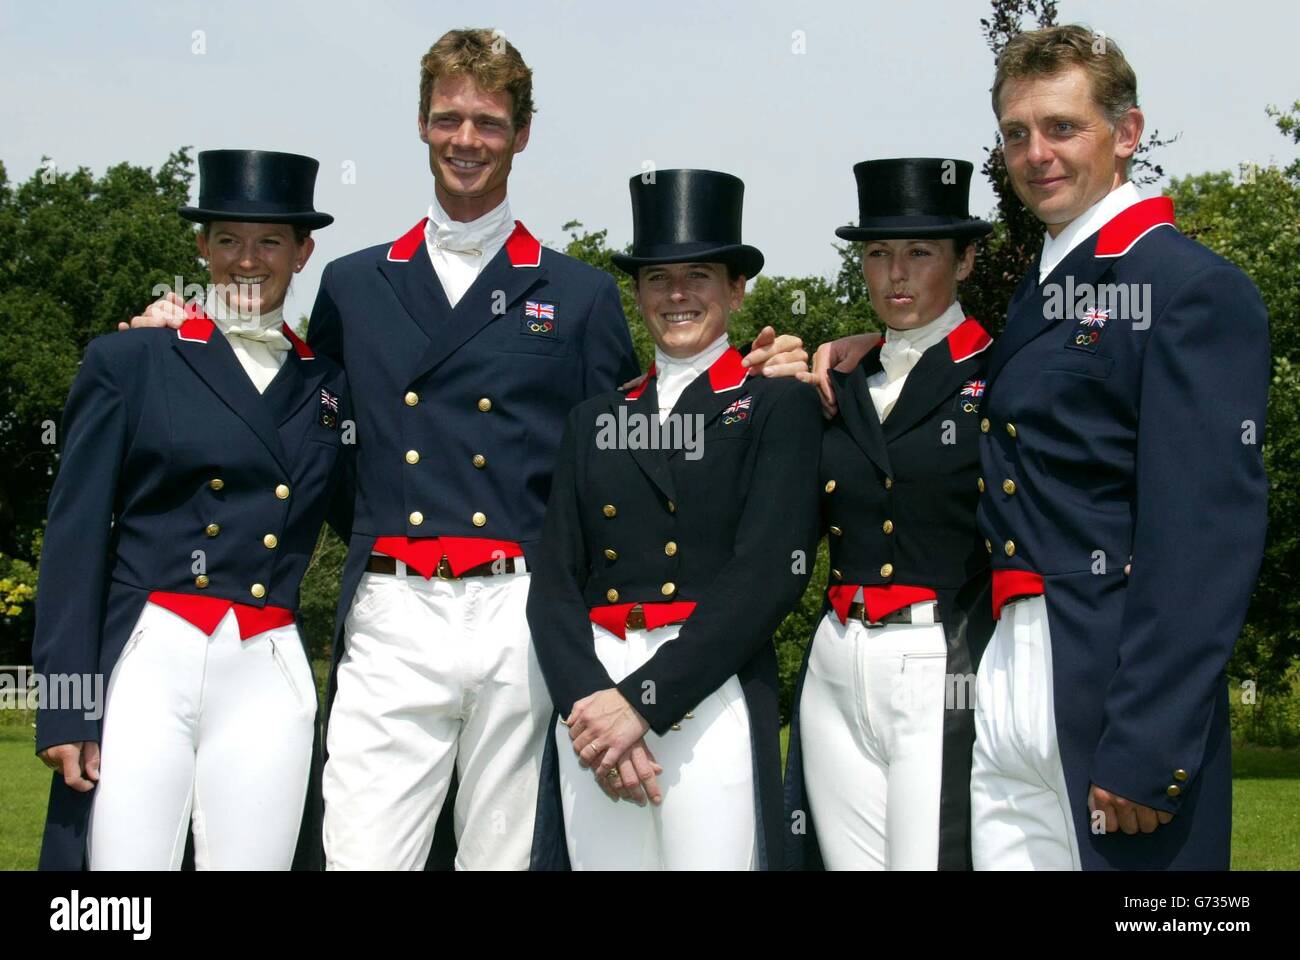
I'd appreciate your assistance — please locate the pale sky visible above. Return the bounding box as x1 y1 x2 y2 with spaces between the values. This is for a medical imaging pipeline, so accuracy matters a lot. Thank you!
3 0 1295 320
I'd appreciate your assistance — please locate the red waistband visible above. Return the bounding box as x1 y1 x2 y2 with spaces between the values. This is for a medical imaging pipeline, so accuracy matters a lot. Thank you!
991 569 1045 620
827 583 938 625
589 601 698 640
147 591 295 640
373 536 524 579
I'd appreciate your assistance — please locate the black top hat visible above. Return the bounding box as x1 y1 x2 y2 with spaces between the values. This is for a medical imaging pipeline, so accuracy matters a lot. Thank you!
836 158 991 241
610 169 764 279
179 150 333 228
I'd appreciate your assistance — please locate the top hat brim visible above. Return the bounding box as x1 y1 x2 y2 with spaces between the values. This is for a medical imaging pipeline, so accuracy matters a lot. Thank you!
179 206 334 229
611 242 764 279
835 217 992 242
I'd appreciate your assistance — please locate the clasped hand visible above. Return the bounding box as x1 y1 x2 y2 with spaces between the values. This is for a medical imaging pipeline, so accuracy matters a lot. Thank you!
566 688 662 806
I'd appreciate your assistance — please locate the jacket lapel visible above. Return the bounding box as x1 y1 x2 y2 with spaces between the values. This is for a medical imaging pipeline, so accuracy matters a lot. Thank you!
665 347 751 461
171 314 289 472
832 346 891 476
987 240 1113 385
406 221 548 383
263 325 330 426
883 320 991 440
376 218 451 348
612 372 677 504
984 194 1177 385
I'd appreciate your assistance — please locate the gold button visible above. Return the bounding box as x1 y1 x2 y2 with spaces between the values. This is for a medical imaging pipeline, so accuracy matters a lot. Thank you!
664 541 677 557
824 480 837 494
604 548 618 561
829 525 843 536
880 563 894 578
882 519 894 535
477 397 492 412
661 582 676 597
1166 784 1182 798
606 588 620 603
985 539 993 553
602 504 617 518
977 477 985 493
404 391 419 406
831 568 842 580
251 583 266 599
205 523 220 537
472 454 486 469
275 484 290 500
1006 422 1018 438
884 477 893 490
667 500 677 513
1002 478 1017 495
209 478 224 491
195 574 210 589
980 418 990 433
684 711 695 720
472 512 487 527
1004 540 1016 557
405 450 420 465
671 722 682 731
409 511 424 526
263 534 278 549
1173 769 1189 782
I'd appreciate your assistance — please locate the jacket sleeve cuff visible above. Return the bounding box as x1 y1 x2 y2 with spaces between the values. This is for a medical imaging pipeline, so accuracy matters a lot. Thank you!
1090 742 1190 814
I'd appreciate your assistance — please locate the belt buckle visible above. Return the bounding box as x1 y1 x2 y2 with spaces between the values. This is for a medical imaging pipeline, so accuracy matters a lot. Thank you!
436 556 454 581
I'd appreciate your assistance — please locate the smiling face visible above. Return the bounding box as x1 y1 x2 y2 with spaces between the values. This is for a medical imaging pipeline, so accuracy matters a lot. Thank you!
861 238 974 331
635 262 745 358
418 73 530 222
997 65 1143 236
196 221 312 317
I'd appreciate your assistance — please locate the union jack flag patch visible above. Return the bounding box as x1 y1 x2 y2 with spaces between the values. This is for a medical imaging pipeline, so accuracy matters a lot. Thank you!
522 300 558 336
722 394 752 425
958 378 985 413
319 388 339 428
1067 308 1109 353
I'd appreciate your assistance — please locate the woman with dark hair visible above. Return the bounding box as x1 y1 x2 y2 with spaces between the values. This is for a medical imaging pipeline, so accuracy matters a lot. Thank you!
34 149 351 870
785 158 996 870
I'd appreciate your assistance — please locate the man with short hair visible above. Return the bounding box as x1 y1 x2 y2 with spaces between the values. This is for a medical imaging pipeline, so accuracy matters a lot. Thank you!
811 25 1269 870
971 24 1268 870
305 29 805 869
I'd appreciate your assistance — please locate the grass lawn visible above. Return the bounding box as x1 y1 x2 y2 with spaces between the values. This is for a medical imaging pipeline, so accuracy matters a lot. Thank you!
0 725 50 871
3 722 1295 870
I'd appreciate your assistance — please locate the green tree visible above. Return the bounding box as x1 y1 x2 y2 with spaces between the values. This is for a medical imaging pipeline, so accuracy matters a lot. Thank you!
1167 107 1300 694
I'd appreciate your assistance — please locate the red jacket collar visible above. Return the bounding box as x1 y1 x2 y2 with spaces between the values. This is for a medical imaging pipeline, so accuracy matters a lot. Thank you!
946 317 992 363
624 346 749 400
176 305 314 359
386 217 542 268
1095 196 1176 258
280 322 315 359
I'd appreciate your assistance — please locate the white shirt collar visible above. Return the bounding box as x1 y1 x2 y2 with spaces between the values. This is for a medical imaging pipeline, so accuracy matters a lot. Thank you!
655 331 731 380
883 299 966 355
426 192 514 255
204 288 284 335
1038 181 1144 283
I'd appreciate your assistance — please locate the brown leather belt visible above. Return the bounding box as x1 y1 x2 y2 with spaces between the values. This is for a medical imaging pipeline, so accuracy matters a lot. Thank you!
365 554 519 580
846 601 942 626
